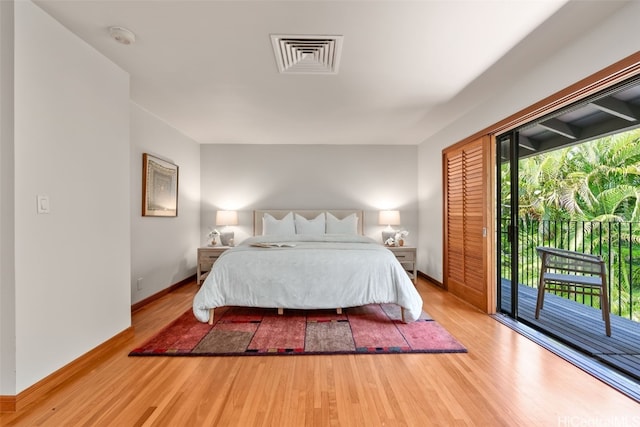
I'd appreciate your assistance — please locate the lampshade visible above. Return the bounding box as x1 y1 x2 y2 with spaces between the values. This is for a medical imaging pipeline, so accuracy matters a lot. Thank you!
378 210 400 226
216 210 238 226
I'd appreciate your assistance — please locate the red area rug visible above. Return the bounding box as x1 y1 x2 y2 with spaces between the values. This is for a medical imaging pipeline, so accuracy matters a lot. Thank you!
129 304 467 356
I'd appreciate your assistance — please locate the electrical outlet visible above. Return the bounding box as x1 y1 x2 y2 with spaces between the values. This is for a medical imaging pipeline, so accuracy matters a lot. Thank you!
136 277 143 291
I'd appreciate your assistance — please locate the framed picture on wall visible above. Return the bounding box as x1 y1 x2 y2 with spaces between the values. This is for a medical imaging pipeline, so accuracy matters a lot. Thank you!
142 153 179 217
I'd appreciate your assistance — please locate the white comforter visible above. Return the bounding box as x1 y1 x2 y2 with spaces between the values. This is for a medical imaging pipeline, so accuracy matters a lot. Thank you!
193 235 424 322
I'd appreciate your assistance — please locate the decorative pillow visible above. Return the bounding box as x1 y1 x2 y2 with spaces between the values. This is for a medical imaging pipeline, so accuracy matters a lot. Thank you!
326 212 358 235
295 213 325 235
262 212 295 236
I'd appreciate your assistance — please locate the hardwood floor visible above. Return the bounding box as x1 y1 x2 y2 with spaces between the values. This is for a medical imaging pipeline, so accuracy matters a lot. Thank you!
2 278 638 426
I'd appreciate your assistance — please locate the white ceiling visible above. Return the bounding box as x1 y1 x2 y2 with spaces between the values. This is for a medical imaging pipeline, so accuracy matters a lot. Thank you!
31 1 626 145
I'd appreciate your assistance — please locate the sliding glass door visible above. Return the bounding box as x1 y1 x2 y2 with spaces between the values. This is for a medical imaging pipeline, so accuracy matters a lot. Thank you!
497 131 518 317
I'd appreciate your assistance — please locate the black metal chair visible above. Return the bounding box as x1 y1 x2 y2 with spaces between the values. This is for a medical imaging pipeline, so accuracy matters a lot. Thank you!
535 246 611 337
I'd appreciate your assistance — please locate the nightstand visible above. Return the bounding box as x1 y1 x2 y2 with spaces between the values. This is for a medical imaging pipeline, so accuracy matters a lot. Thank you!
387 246 417 285
197 246 230 285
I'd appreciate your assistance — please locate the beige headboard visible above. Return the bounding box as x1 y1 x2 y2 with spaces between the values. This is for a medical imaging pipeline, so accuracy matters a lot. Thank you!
253 210 364 236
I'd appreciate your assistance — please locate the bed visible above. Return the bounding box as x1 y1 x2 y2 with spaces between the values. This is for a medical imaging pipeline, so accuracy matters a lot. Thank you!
192 210 424 324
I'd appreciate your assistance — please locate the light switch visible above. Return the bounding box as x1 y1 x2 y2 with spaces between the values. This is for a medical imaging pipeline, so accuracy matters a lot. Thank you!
37 195 50 214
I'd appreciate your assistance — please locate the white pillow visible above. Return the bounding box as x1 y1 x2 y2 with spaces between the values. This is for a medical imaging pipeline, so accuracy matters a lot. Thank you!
326 212 358 235
295 213 325 235
262 212 295 236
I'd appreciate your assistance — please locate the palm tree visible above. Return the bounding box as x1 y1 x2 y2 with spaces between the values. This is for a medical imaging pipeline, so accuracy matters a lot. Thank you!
519 129 640 223
517 128 640 319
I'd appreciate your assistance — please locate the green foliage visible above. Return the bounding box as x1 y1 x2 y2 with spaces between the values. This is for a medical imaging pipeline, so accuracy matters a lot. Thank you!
518 129 640 223
508 128 640 321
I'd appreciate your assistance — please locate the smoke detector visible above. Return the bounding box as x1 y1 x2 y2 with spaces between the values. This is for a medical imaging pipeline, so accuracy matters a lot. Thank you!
271 34 343 74
109 26 136 45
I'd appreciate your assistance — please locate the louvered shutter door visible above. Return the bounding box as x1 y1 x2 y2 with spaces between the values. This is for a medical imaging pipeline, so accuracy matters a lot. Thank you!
443 136 490 312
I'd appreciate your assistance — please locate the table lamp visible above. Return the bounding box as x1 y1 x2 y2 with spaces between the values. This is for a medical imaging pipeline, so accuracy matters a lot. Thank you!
379 210 400 245
216 210 238 246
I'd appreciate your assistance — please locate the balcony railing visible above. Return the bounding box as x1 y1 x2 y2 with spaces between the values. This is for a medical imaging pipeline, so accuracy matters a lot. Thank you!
501 218 640 321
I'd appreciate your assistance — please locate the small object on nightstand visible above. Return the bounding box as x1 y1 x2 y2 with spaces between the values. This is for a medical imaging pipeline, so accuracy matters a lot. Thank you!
393 230 409 247
207 229 220 246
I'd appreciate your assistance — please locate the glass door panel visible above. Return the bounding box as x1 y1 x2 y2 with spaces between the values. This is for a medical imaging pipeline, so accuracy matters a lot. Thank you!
497 132 517 316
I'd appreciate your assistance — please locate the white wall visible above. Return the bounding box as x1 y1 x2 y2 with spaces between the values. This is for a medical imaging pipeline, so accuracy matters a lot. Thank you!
0 0 16 396
417 1 640 281
12 1 131 394
130 103 201 304
417 141 443 281
200 144 418 245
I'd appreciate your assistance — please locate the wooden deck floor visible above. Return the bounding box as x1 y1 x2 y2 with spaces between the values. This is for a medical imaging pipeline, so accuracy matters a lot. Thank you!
501 281 640 381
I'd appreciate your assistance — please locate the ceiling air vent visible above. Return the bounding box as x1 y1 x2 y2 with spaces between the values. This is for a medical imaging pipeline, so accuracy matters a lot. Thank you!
271 34 344 74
